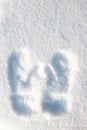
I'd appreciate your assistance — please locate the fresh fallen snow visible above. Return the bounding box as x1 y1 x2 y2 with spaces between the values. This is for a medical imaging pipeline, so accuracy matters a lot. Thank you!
0 0 87 130
8 48 78 117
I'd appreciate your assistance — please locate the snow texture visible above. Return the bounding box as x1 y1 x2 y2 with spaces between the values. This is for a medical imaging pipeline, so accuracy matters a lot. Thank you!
8 48 77 117
0 0 86 130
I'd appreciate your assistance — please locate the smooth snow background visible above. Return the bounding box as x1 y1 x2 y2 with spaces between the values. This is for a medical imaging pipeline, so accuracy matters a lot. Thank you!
0 0 87 129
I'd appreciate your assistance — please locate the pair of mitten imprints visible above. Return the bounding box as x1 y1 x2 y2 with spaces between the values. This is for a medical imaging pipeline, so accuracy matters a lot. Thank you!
8 48 78 116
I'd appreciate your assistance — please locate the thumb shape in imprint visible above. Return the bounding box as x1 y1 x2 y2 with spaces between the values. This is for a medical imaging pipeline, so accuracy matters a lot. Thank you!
42 50 78 116
8 48 43 115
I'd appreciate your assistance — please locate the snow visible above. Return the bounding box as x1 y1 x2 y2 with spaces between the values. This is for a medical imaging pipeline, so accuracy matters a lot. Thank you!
7 47 78 117
0 0 87 130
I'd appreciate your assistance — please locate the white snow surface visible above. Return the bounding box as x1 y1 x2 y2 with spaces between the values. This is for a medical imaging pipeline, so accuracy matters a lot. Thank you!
0 0 87 130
